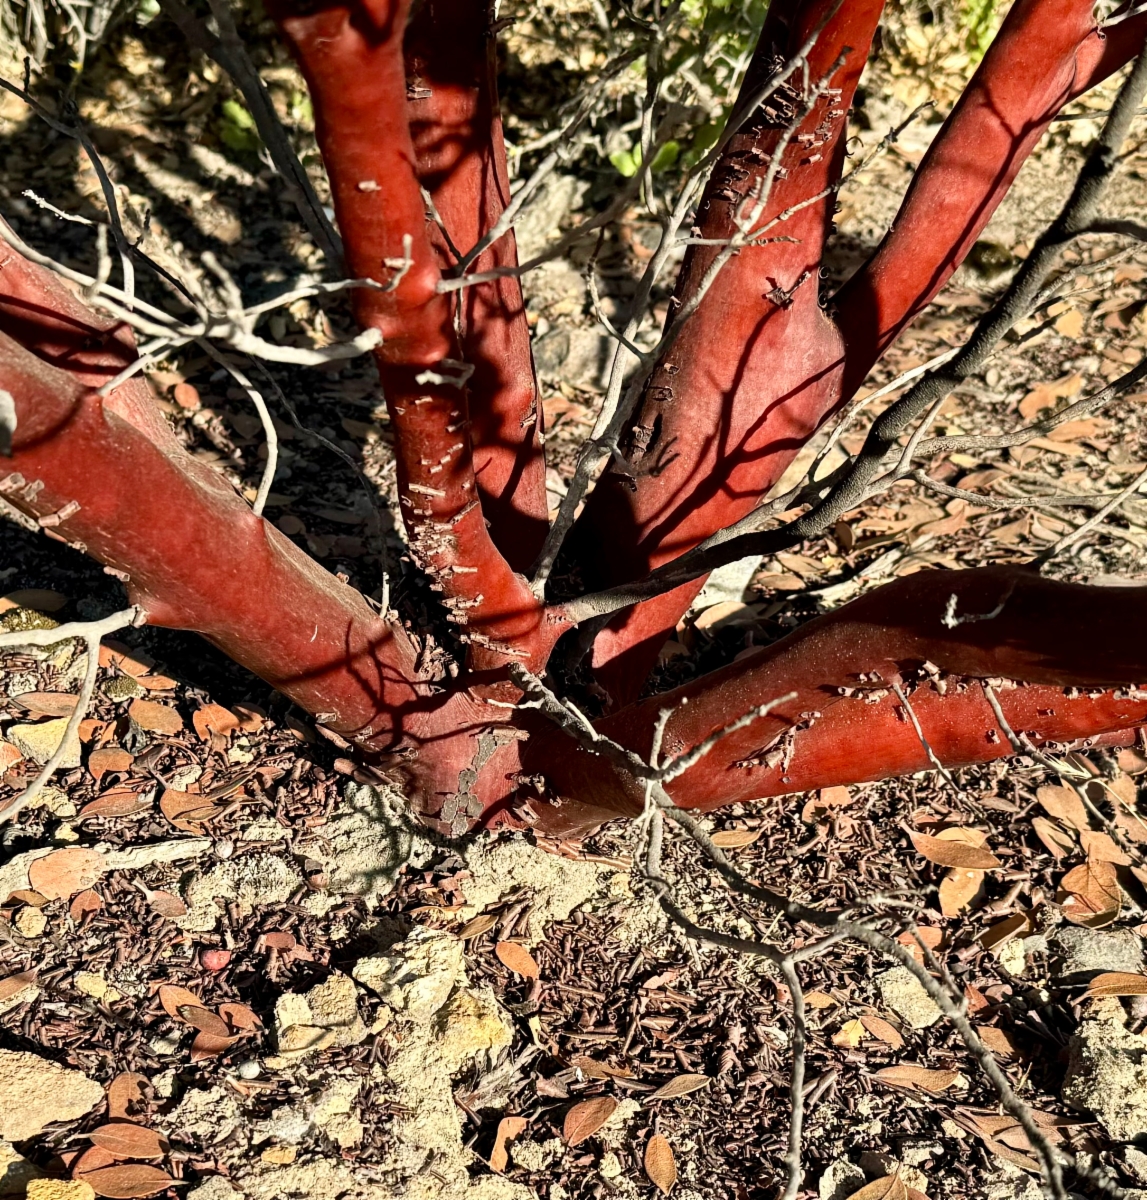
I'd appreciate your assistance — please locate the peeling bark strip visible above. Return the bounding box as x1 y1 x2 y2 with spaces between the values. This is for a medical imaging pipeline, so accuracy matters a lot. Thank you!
570 0 1147 707
268 0 557 671
405 0 548 573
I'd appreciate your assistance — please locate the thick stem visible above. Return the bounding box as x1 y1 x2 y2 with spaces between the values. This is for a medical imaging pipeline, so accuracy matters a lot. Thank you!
405 0 548 572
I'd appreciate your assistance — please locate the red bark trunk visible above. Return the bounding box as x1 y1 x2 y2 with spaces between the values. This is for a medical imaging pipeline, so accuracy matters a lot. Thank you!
572 0 1147 708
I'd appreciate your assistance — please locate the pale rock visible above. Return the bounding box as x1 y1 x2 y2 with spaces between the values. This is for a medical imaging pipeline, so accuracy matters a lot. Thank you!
0 1139 42 1194
6 719 80 768
73 972 122 1003
0 975 38 1017
513 174 589 261
14 906 46 938
876 966 941 1029
27 1183 95 1200
180 853 304 932
1050 926 1145 980
434 987 513 1070
149 1034 182 1056
1063 1014 1147 1140
817 1159 865 1200
996 938 1025 975
324 1111 363 1148
240 817 287 843
598 1152 622 1180
186 1179 240 1200
275 972 366 1057
167 1084 244 1145
511 1138 563 1172
533 326 613 391
52 824 79 845
0 1050 102 1140
694 556 762 607
1124 1145 1147 1185
982 1162 1044 1200
353 926 463 1022
36 787 75 818
597 1098 641 1148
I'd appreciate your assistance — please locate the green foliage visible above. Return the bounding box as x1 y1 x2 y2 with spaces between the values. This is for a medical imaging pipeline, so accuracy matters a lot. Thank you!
610 139 681 178
218 99 261 153
961 0 999 61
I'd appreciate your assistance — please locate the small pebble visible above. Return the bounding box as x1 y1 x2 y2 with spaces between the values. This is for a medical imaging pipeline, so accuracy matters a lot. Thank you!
214 839 235 860
14 906 46 938
202 949 232 971
236 1059 261 1080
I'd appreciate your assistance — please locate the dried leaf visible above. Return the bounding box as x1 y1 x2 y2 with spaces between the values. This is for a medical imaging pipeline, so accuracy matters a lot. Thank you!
177 1005 231 1037
14 691 79 717
157 984 203 1020
78 1164 175 1198
1083 971 1147 998
99 641 155 677
458 913 498 939
980 912 1034 952
860 1014 905 1050
563 1096 617 1146
494 941 540 979
89 1123 169 1160
644 1134 677 1194
939 868 984 917
0 971 35 1007
850 1178 909 1200
87 747 135 783
80 790 152 820
233 702 266 733
1031 816 1075 859
0 741 22 773
1061 858 1121 927
801 786 853 824
910 831 1000 870
1080 830 1133 865
6 889 46 908
709 829 761 848
978 1026 1020 1060
218 1002 261 1032
1037 784 1091 833
648 1073 711 1100
964 984 990 1015
832 1018 866 1048
571 1055 634 1080
873 1064 960 1093
72 1146 117 1177
804 990 836 1009
145 890 186 919
159 788 221 829
106 1073 149 1122
190 1032 239 1062
28 848 104 901
69 889 103 921
896 927 943 962
192 703 240 743
2 588 67 613
127 699 183 735
489 1115 528 1173
1117 752 1147 777
261 931 297 952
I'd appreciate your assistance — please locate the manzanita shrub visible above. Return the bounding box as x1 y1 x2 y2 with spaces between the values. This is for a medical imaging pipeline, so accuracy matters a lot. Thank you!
3 0 1147 838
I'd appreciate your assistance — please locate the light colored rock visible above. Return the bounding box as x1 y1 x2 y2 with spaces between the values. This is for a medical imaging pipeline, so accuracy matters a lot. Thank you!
514 173 589 261
694 556 763 607
0 1140 42 1194
6 719 80 768
353 926 464 1022
274 972 366 1058
1063 1015 1147 1140
180 853 304 932
1124 1146 1147 1185
598 1152 622 1180
533 327 613 390
1050 926 1145 980
0 1050 102 1140
817 1158 865 1200
14 906 46 938
511 1137 563 1172
74 972 122 1004
186 1180 240 1200
27 1183 94 1200
981 1162 1044 1200
876 966 941 1029
0 976 38 1018
434 988 513 1071
166 1085 244 1146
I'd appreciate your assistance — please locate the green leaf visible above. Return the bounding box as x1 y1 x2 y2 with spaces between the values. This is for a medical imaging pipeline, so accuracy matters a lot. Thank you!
609 149 639 178
219 100 261 152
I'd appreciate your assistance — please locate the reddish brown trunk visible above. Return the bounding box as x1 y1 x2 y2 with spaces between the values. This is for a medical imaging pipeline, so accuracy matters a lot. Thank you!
572 0 1147 707
405 0 548 572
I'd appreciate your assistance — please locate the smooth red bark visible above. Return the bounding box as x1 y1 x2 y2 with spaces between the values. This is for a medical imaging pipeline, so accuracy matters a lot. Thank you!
572 0 1147 707
405 0 548 574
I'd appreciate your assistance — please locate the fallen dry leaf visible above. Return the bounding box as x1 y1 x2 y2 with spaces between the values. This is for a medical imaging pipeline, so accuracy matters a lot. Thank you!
1031 816 1075 859
801 785 853 824
458 913 498 940
977 1026 1020 1060
89 1123 169 1161
77 1163 175 1198
1061 858 1121 927
860 1014 905 1050
69 889 103 921
157 984 203 1020
261 931 297 952
87 747 135 783
127 699 183 735
910 831 1000 870
896 927 943 962
848 1178 926 1200
79 790 152 820
964 984 990 1015
1018 372 1082 419
159 788 222 829
1080 830 1132 865
980 911 1034 952
0 741 22 773
571 1055 635 1080
0 972 36 1008
106 1073 149 1122
142 889 186 919
939 867 984 916
14 691 79 717
644 1133 677 1194
192 703 240 744
219 1001 260 1031
489 1115 528 1174
1037 784 1091 833
177 1005 231 1038
804 990 836 1009
648 1073 711 1100
7 889 45 908
873 1064 960 1093
190 1032 239 1062
494 941 540 979
709 829 762 848
1083 971 1147 998
28 848 104 901
563 1096 617 1146
832 1018 866 1049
